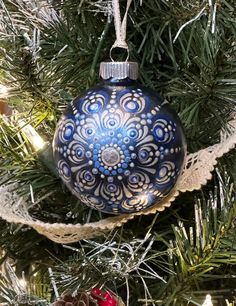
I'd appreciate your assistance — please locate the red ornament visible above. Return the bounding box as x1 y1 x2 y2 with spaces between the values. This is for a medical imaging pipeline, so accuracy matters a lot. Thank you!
99 298 117 306
90 288 118 306
91 287 102 299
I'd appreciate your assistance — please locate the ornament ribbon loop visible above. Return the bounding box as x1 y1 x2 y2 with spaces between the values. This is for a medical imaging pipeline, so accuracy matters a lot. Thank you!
110 0 132 61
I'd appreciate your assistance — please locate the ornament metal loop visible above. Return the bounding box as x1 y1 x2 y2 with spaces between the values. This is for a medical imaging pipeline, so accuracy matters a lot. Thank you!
109 45 130 62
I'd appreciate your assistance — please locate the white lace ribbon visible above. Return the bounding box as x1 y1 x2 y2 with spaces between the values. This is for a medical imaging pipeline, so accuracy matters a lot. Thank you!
0 120 236 244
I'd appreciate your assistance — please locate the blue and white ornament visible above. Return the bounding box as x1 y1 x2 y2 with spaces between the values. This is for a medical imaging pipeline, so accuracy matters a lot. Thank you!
53 62 186 214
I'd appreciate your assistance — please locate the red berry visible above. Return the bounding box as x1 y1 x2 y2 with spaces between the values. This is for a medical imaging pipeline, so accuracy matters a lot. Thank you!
103 292 113 299
91 287 102 299
99 292 117 306
99 300 117 306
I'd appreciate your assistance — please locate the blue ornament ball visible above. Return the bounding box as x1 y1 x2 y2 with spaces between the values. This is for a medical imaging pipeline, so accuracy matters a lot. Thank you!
53 62 186 214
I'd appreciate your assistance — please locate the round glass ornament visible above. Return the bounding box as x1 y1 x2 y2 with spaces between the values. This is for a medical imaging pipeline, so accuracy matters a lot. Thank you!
53 62 186 214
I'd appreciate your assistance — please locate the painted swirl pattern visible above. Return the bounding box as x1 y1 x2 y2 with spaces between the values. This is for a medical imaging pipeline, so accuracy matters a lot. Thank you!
53 83 186 214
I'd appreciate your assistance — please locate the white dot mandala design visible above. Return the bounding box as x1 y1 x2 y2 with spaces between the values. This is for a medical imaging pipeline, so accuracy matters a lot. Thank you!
68 141 86 164
77 193 106 211
76 169 96 190
120 91 145 114
82 93 105 114
153 119 174 144
101 109 125 130
53 83 186 214
58 119 75 143
137 143 159 167
57 160 71 183
122 194 149 212
127 172 150 192
156 161 176 185
80 119 97 139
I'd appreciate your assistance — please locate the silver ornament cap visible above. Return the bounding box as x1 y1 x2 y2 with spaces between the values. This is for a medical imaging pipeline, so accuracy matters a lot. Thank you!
99 62 138 80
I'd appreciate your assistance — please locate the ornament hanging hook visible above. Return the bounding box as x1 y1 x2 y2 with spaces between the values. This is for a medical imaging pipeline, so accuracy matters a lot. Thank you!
110 0 132 62
109 45 130 62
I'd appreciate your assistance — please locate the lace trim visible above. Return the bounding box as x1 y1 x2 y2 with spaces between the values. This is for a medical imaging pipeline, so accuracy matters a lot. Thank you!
0 121 235 243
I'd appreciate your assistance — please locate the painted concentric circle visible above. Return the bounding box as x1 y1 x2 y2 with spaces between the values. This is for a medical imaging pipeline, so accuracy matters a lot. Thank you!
58 119 75 143
120 91 145 113
57 160 71 183
153 119 175 144
82 93 105 114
